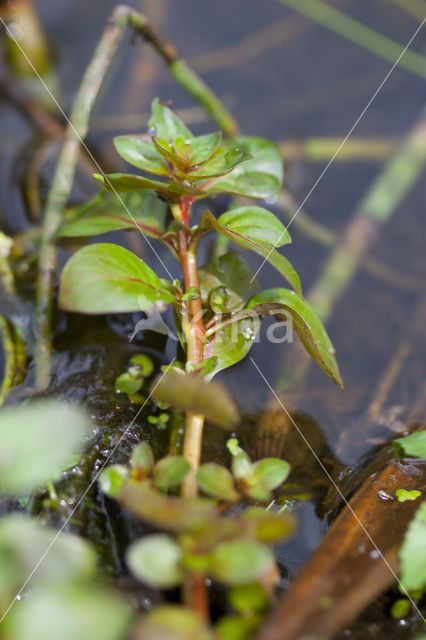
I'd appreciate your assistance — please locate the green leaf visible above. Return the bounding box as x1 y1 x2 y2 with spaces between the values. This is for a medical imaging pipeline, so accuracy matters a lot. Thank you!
247 288 343 387
126 535 183 588
60 190 168 238
196 464 239 501
121 483 217 533
232 451 253 481
59 243 175 314
131 442 154 474
5 581 131 640
199 251 257 310
394 431 426 460
200 210 301 295
98 465 130 498
133 606 214 640
210 539 275 585
252 458 291 491
242 508 295 543
188 132 221 165
153 456 191 490
228 583 269 614
206 317 259 378
216 615 257 640
152 136 186 168
94 172 169 194
0 515 96 591
115 372 142 394
204 136 283 198
396 489 422 503
0 400 91 494
149 98 192 143
182 146 251 179
130 353 155 376
152 370 240 428
219 206 291 247
113 135 169 175
400 502 426 591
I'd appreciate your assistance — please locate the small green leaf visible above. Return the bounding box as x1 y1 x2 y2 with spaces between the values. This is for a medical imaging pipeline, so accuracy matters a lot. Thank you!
197 463 239 501
247 288 343 387
209 286 231 313
204 136 283 198
400 502 426 591
153 456 191 490
152 136 186 167
394 431 426 460
228 583 269 614
199 251 257 310
182 286 201 300
186 357 218 378
396 489 422 503
216 615 257 640
98 465 130 498
59 243 175 314
126 535 183 588
129 353 155 377
391 599 411 619
227 438 243 456
219 206 291 247
113 135 169 175
131 442 154 474
94 172 169 194
152 370 240 428
134 606 214 640
252 458 291 491
232 451 253 480
199 210 301 295
206 317 259 379
0 400 91 495
149 98 192 143
210 539 275 585
115 372 142 394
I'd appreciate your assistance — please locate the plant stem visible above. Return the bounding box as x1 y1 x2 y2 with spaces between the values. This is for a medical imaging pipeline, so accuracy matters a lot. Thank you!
183 572 209 620
34 5 134 390
0 314 16 407
178 227 206 498
276 0 426 79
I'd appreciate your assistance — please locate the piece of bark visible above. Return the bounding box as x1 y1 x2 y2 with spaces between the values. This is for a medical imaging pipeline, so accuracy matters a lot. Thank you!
257 434 426 640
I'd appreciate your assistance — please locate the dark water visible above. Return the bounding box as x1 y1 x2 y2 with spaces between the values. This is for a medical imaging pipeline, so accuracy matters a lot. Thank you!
1 0 426 636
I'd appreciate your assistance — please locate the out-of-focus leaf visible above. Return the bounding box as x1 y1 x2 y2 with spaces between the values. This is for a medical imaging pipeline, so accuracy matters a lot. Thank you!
152 370 239 428
394 430 426 460
149 98 192 143
153 456 191 490
199 210 301 295
232 451 253 481
199 252 257 310
121 482 217 533
242 508 295 544
219 206 291 247
59 243 175 314
216 615 257 640
131 442 154 474
59 190 168 238
203 136 283 198
129 353 154 376
196 463 239 501
228 583 269 614
0 400 91 494
400 502 426 591
0 515 96 594
113 135 169 175
210 539 275 585
126 535 183 588
247 288 343 387
133 606 214 640
5 581 131 640
98 465 130 499
252 458 291 491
